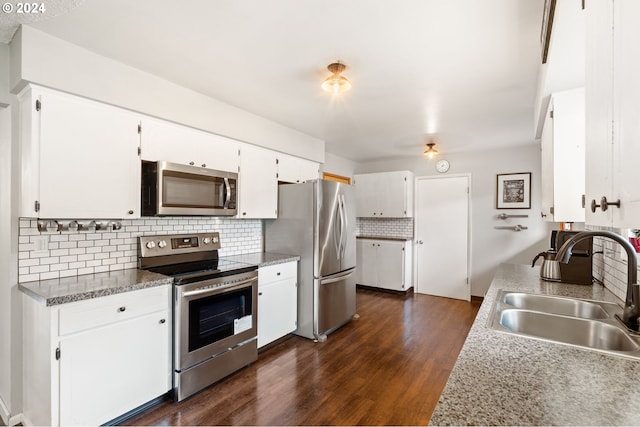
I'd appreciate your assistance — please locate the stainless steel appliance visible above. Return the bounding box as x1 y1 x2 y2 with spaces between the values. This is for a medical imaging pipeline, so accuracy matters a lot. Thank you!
141 161 237 216
138 233 257 402
265 180 356 342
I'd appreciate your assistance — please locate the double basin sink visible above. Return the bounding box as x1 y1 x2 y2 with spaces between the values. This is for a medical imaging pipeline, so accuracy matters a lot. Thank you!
488 290 640 359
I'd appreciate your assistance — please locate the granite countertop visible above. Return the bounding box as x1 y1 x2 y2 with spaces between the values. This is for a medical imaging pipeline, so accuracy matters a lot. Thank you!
429 263 640 426
19 269 172 306
221 252 300 268
19 252 298 307
356 235 413 241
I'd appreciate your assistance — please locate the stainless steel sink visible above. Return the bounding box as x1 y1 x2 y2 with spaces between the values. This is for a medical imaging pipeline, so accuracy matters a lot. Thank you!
502 292 616 319
488 290 640 359
500 309 639 352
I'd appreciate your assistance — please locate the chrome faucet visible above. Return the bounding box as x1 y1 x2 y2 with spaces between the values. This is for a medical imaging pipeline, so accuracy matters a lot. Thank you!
556 230 640 333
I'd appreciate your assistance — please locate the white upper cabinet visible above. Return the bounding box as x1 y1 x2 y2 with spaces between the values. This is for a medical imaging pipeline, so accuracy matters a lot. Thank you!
585 0 640 227
540 88 585 223
139 117 239 173
276 153 319 184
238 144 278 219
19 85 140 219
354 171 414 218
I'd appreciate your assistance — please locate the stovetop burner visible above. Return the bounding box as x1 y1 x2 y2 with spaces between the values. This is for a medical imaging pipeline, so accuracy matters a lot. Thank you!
137 232 258 285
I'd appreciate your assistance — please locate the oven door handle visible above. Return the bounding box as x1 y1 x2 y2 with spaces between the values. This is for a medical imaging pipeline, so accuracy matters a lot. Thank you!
181 276 257 298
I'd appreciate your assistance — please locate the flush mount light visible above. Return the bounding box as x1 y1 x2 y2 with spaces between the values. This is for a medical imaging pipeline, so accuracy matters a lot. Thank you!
321 62 352 94
423 142 439 159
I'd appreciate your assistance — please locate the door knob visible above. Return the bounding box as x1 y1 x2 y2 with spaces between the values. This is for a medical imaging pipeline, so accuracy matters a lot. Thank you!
417 240 424 244
590 199 600 213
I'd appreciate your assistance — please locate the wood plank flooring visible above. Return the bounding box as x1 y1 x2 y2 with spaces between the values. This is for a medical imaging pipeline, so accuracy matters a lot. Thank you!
123 288 480 426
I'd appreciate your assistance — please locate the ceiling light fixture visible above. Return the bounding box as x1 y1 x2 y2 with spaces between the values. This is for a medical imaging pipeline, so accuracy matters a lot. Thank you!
423 142 439 159
321 62 351 94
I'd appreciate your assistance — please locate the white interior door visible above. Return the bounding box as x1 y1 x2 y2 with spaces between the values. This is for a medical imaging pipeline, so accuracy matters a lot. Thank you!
415 175 470 300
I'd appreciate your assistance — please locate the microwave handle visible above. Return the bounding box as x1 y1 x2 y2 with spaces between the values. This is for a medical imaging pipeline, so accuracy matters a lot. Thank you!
223 178 231 209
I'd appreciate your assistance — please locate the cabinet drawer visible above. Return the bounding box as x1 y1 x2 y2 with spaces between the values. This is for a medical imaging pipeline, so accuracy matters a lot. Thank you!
58 285 170 336
259 261 297 285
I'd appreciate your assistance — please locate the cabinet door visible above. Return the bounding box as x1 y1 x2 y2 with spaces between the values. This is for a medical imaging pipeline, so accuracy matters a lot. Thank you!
611 0 640 227
542 88 585 222
58 311 171 426
37 89 140 219
354 174 378 217
257 278 297 348
356 240 378 286
376 241 405 291
238 144 278 218
378 171 410 218
540 99 555 221
140 118 239 173
277 153 319 183
585 0 614 226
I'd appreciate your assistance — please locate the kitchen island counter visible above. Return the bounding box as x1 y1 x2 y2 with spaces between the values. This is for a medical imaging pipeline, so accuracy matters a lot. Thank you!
429 263 640 426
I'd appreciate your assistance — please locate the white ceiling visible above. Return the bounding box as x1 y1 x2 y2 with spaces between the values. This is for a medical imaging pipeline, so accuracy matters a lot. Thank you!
2 0 544 162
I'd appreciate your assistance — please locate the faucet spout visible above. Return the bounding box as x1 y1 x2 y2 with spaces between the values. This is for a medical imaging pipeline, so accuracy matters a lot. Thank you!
556 230 640 332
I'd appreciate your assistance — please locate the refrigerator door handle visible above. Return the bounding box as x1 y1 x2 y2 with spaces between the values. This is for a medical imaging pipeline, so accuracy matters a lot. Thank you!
333 200 341 259
339 194 348 260
319 268 355 285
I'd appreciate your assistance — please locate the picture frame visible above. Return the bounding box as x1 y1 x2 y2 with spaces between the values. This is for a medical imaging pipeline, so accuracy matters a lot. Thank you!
496 172 531 209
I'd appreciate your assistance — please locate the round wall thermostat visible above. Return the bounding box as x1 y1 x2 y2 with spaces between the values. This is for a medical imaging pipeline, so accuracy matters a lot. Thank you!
436 159 450 173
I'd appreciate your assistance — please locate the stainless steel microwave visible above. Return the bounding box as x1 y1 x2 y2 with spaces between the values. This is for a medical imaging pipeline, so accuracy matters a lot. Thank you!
141 161 237 216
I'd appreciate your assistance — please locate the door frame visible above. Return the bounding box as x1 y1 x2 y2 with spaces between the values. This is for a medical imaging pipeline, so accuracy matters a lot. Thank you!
413 173 472 299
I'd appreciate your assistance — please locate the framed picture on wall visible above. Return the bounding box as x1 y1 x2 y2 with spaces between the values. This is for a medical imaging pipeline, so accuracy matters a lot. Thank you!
496 172 531 209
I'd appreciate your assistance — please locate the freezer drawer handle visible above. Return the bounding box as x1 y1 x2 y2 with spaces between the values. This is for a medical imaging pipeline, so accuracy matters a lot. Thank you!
320 270 354 285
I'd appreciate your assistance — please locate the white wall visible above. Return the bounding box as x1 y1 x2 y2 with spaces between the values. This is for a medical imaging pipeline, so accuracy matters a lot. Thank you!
322 152 357 181
356 144 554 296
11 25 325 163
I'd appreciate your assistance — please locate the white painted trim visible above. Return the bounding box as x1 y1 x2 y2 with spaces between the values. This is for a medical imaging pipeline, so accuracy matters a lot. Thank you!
0 395 9 425
413 173 472 300
0 397 21 427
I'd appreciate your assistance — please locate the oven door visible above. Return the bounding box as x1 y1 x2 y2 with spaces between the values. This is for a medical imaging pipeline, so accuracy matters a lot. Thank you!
175 271 258 371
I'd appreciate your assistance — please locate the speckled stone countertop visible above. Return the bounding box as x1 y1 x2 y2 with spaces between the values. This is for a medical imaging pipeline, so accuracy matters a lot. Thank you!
19 269 172 306
221 252 300 268
429 263 640 426
356 235 413 241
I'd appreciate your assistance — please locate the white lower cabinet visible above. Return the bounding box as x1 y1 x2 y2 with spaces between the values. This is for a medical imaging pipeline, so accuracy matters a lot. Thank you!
355 239 412 291
22 286 171 427
257 261 297 348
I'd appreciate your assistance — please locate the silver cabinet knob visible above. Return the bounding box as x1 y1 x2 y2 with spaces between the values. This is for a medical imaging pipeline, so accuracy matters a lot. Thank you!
417 240 424 244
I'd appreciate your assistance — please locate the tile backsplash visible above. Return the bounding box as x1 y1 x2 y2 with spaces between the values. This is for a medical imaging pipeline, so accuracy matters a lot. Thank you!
18 217 262 283
356 217 414 239
588 225 640 302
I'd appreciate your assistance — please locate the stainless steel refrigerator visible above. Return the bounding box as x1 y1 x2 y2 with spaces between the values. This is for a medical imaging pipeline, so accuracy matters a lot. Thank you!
265 180 356 341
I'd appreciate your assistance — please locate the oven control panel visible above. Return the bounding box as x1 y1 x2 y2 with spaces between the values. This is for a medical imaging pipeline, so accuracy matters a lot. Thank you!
138 232 221 257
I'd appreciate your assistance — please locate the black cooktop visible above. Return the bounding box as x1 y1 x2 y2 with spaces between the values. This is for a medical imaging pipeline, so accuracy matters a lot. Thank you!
146 258 257 285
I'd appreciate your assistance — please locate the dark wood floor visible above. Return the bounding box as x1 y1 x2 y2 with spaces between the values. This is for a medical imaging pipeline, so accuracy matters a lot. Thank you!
123 288 480 426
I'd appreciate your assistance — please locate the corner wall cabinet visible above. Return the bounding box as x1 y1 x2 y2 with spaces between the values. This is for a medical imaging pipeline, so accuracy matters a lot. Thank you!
353 171 414 218
138 117 240 173
355 238 412 291
18 85 141 219
22 286 171 427
540 88 585 222
257 261 298 348
585 0 640 227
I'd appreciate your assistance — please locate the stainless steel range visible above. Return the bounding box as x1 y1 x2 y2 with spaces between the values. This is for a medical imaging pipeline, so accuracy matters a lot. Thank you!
138 232 258 402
